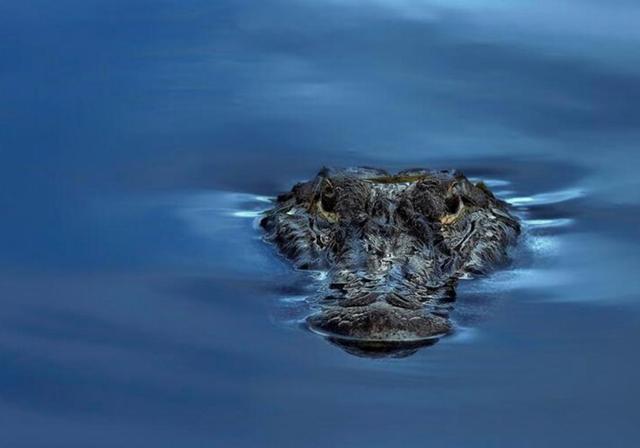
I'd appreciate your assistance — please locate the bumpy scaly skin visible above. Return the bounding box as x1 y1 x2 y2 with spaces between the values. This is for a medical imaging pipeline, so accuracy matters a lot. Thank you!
261 167 520 346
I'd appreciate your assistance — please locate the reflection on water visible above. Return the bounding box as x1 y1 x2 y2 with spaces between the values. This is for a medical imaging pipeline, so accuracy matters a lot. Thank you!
327 336 439 359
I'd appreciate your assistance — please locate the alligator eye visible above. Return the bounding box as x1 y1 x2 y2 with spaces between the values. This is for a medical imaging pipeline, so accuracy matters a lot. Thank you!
445 195 461 214
321 183 337 212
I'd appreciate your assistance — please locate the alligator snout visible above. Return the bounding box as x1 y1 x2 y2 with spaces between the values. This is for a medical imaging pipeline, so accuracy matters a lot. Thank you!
310 281 455 343
307 301 451 342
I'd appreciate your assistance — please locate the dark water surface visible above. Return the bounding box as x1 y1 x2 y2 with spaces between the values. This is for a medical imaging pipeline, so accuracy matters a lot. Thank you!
2 1 640 446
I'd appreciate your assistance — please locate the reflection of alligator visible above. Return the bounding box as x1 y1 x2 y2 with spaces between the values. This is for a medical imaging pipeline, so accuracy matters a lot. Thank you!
261 167 520 356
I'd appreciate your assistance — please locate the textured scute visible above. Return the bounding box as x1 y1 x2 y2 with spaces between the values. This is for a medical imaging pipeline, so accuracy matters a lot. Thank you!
261 167 520 346
332 178 370 220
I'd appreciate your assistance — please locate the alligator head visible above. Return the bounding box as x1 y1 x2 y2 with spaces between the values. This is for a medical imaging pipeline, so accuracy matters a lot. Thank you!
261 167 520 355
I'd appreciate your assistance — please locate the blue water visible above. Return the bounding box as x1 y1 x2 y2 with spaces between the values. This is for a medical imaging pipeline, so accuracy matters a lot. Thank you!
2 1 640 446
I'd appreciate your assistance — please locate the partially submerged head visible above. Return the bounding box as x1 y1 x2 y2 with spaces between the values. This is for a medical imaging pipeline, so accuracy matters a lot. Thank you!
261 167 519 350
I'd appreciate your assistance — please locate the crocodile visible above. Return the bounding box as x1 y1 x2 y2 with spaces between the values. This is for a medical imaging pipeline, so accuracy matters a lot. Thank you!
260 167 520 356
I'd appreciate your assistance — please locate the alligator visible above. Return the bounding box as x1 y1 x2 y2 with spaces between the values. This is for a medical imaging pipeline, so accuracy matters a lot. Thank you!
260 167 520 356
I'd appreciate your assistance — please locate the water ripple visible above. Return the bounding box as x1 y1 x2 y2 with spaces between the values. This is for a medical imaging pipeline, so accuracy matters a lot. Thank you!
507 187 586 207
